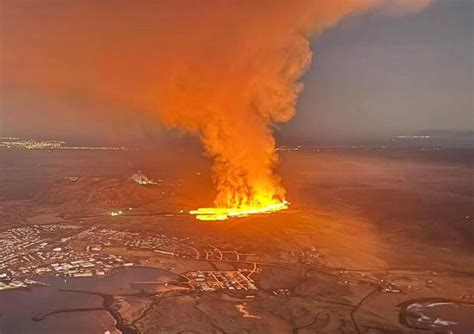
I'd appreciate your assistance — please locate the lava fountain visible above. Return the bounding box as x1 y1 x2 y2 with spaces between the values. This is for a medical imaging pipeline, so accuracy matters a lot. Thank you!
190 201 289 221
178 0 432 221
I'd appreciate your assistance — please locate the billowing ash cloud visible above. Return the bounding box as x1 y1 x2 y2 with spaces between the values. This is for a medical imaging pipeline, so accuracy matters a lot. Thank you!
1 0 432 208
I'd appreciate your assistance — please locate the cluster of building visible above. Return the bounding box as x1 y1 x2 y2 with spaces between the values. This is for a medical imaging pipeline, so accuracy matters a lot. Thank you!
0 223 263 295
0 138 65 150
276 145 302 151
379 280 402 293
0 137 128 151
0 223 202 286
0 224 77 273
0 224 133 281
76 227 196 258
392 135 431 140
129 171 161 185
1 226 47 271
0 275 47 291
272 288 293 297
34 252 132 278
187 270 257 291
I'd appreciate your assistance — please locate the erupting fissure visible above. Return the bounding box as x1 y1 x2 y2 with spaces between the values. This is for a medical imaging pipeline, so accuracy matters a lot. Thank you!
190 201 289 221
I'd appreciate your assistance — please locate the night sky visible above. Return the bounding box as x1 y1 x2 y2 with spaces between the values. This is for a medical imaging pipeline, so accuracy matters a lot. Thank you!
291 0 473 142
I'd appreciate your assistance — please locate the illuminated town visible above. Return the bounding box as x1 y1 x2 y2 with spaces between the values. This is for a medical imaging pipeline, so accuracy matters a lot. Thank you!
0 223 263 294
0 137 128 151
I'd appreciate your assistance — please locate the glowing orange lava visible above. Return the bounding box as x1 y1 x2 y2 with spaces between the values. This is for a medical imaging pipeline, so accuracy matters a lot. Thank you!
190 201 289 221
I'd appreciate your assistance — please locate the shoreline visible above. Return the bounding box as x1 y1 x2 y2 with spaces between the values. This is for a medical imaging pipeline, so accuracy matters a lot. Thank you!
33 288 137 334
21 266 176 334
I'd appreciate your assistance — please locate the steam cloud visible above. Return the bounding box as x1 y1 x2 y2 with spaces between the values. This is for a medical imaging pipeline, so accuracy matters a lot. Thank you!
1 0 432 208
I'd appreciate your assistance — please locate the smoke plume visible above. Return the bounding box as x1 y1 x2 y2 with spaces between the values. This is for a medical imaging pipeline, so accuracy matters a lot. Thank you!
1 0 432 208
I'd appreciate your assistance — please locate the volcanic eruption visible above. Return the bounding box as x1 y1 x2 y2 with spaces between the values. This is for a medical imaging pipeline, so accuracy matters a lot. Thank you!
1 0 432 220
151 0 432 221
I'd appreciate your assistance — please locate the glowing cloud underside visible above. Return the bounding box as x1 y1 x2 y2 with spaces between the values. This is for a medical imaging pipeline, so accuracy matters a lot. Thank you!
190 201 289 221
